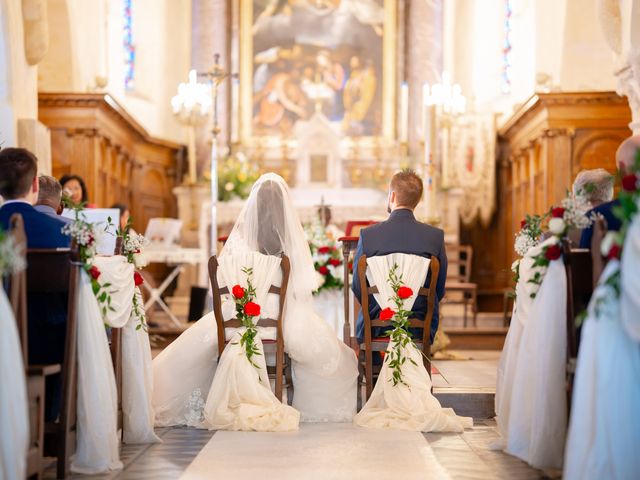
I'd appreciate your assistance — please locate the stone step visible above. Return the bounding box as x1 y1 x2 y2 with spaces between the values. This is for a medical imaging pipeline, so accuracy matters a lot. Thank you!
433 387 495 419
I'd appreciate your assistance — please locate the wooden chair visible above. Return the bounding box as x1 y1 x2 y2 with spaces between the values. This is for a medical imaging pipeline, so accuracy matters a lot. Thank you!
338 236 359 345
443 244 478 327
208 255 293 404
111 239 124 435
26 247 81 479
590 216 608 286
357 254 440 403
6 214 60 480
561 240 594 414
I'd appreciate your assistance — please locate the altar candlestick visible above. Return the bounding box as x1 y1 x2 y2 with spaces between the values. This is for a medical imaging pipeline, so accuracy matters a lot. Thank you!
399 82 408 143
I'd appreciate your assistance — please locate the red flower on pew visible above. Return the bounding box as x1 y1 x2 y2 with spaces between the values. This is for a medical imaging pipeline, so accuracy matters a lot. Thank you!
318 265 329 275
551 207 565 218
348 262 353 272
520 219 526 229
134 271 144 286
244 301 261 317
318 246 331 254
607 244 622 260
89 265 101 280
622 173 638 192
328 258 341 267
397 286 413 299
232 284 246 299
544 244 562 261
380 307 396 321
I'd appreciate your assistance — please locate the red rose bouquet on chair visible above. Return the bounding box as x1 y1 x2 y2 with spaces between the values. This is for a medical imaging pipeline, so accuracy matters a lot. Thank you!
231 267 263 370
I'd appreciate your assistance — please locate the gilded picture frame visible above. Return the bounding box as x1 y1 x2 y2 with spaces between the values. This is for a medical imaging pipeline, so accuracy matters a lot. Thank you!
238 0 397 145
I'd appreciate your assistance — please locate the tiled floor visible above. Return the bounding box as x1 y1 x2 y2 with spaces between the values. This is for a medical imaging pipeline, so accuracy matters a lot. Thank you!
44 421 546 480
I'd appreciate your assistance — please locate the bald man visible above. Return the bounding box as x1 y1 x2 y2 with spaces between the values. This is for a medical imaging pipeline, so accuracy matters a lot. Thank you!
579 135 640 248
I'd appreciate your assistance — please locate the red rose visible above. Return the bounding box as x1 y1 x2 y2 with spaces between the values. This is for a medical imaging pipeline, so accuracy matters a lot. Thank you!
89 265 101 280
397 286 413 299
621 173 638 192
520 219 527 229
607 244 622 260
551 207 565 218
244 301 261 317
134 271 144 286
318 265 329 275
544 244 562 261
329 258 341 267
88 234 95 246
380 307 396 321
318 246 331 254
232 285 246 299
348 262 353 272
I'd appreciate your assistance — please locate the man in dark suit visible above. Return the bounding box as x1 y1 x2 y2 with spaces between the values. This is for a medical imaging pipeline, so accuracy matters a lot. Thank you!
580 135 640 248
0 148 70 248
0 147 70 420
352 169 447 347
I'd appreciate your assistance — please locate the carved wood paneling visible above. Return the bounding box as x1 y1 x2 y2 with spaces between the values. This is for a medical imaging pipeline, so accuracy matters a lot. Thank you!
38 93 185 233
462 92 631 311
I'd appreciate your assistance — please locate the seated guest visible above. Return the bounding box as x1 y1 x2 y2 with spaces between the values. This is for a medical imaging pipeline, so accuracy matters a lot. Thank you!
352 169 447 348
0 148 70 421
0 148 70 248
569 168 613 245
580 136 640 248
60 173 95 208
35 175 72 224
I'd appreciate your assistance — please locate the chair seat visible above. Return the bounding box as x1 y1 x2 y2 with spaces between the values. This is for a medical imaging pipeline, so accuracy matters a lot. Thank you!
446 281 477 290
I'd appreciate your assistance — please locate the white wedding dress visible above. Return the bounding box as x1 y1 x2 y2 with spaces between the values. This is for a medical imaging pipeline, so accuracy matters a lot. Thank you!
353 253 472 432
153 174 358 428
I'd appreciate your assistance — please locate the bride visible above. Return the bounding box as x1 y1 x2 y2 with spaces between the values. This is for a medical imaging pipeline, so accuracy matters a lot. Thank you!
152 173 358 427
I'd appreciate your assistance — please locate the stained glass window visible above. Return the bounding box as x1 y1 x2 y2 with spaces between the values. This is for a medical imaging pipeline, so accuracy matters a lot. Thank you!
123 0 135 90
501 0 513 94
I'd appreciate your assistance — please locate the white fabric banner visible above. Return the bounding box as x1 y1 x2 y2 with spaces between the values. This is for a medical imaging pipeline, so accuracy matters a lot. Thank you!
354 253 472 432
564 260 640 479
93 256 160 445
0 288 29 480
506 256 567 469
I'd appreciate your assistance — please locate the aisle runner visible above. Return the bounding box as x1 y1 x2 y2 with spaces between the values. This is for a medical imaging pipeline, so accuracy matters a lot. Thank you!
181 423 451 480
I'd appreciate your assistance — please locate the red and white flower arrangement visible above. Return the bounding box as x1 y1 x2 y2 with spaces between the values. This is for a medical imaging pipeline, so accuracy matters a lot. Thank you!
305 219 344 293
231 267 262 369
119 221 150 330
380 264 418 387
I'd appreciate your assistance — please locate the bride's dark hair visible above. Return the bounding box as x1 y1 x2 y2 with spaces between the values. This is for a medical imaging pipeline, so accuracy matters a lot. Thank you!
256 180 286 255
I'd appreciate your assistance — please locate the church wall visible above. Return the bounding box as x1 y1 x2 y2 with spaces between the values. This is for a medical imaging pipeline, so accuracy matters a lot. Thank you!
38 0 191 145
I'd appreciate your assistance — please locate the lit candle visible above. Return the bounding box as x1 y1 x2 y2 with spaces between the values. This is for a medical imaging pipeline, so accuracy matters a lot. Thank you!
399 82 408 143
231 78 239 144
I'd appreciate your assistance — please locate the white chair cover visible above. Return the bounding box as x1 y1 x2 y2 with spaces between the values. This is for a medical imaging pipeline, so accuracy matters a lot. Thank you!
353 253 472 432
93 256 160 445
71 269 122 474
621 216 640 341
495 238 551 442
506 251 567 469
202 251 300 431
563 258 640 479
0 288 29 480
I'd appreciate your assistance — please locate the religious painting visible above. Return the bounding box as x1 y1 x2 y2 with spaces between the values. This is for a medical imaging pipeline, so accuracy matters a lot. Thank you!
239 0 396 141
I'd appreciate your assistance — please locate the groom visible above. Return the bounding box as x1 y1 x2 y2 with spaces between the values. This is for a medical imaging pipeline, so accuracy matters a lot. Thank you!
351 169 448 347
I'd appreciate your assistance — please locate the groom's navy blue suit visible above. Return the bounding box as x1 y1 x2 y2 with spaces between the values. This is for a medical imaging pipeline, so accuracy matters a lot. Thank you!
351 208 448 344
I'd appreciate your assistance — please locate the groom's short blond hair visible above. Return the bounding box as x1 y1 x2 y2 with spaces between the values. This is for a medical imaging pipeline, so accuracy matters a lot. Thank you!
390 169 423 209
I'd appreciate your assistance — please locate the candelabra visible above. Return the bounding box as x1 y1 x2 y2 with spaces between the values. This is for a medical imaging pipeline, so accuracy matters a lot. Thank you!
197 53 238 255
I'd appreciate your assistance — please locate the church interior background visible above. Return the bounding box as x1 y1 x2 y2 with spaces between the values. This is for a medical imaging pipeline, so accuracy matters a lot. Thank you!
1 0 639 478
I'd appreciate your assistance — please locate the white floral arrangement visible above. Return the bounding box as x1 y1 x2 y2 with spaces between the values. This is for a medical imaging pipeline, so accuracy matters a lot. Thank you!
123 231 150 269
514 214 545 257
0 229 26 276
62 220 101 260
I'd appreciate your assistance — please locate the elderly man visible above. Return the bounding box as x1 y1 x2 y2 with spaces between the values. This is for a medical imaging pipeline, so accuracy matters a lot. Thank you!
580 136 640 248
34 175 72 224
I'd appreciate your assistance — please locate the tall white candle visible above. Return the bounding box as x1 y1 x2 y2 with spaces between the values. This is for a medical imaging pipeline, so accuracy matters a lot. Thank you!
231 78 239 144
399 82 408 143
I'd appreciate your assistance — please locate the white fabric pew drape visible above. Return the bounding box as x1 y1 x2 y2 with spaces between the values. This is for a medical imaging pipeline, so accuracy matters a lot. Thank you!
564 214 640 479
202 251 300 431
353 253 472 432
504 240 568 469
72 256 159 474
0 287 29 480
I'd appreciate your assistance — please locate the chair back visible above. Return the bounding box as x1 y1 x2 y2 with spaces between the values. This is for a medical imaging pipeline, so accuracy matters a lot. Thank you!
7 214 28 362
445 244 473 283
357 254 440 358
590 216 608 286
208 254 290 359
345 221 376 237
